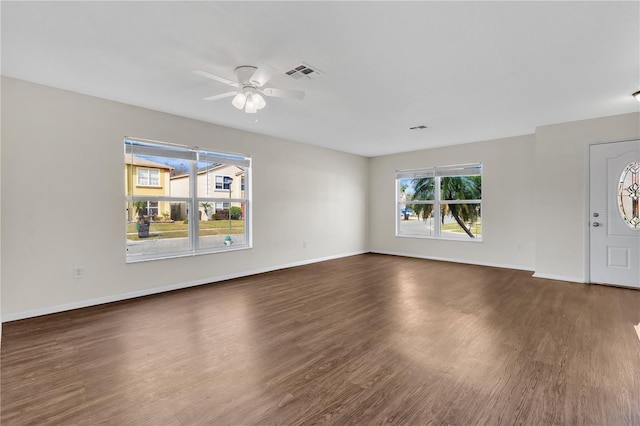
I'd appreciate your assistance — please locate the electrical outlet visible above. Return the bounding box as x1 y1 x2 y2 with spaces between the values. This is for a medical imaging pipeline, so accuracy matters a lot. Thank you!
303 241 309 249
73 267 85 279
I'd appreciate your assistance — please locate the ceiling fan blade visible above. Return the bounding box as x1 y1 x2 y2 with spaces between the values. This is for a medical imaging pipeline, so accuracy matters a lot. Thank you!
203 91 238 101
250 63 279 87
194 70 239 88
260 87 305 100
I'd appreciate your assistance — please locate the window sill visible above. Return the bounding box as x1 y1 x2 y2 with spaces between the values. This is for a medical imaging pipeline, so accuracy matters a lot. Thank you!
396 234 483 242
126 244 252 263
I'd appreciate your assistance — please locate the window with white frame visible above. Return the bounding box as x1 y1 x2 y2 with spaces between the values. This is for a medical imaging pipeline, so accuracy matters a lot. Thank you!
396 164 482 240
125 138 251 262
215 202 230 211
215 175 232 190
141 201 159 218
137 168 160 186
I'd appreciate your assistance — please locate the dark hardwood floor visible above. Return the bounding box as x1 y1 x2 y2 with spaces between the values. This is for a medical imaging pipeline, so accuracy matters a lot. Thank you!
2 253 640 425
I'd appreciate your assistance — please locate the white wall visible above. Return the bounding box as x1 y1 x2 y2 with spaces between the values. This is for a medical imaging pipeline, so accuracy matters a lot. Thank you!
0 77 369 320
368 112 640 281
0 75 3 337
368 135 536 270
534 112 640 282
2 76 638 322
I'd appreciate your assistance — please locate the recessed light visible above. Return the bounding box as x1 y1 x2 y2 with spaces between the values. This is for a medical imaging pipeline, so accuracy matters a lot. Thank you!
633 90 640 102
409 125 428 130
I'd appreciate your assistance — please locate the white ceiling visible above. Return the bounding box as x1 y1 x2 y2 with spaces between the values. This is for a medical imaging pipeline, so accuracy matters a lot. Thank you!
2 1 639 157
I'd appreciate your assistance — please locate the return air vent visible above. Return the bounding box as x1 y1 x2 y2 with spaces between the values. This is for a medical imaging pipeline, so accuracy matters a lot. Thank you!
285 63 323 80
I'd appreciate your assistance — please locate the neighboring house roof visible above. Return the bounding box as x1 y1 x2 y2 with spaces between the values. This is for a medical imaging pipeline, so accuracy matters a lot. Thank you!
125 155 173 170
171 164 245 180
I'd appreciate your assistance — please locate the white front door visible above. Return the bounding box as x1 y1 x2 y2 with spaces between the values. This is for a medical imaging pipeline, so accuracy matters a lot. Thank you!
589 140 640 288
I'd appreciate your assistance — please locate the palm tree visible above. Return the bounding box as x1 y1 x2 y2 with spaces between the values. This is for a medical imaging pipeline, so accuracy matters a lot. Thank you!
410 176 481 238
409 177 435 223
130 201 147 221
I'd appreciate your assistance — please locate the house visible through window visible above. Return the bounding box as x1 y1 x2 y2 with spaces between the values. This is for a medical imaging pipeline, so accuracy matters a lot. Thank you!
125 138 251 262
396 163 482 240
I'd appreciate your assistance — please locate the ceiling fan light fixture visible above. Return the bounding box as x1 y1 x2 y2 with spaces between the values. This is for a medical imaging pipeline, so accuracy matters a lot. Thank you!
195 63 305 114
232 92 246 109
253 93 266 110
245 95 257 113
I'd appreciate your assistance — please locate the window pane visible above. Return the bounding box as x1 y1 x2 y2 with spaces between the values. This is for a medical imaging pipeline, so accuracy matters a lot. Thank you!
441 204 482 239
440 176 482 201
618 162 640 229
148 169 160 186
199 201 246 250
214 175 223 190
137 169 149 185
126 201 191 258
400 177 434 201
398 204 435 236
197 162 243 197
126 153 189 196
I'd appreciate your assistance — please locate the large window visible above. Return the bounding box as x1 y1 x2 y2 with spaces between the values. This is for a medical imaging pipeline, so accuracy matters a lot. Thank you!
125 138 251 262
396 164 482 240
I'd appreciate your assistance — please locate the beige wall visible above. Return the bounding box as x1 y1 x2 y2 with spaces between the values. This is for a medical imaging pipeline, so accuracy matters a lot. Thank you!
170 174 189 200
369 134 537 270
1 75 638 321
1 77 368 319
534 112 640 281
0 79 2 338
368 112 640 281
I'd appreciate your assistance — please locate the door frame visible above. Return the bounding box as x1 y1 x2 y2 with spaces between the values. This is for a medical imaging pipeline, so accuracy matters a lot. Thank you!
586 138 639 285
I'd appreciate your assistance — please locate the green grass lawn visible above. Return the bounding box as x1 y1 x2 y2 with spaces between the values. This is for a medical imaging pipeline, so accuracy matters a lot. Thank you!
441 221 482 235
126 220 244 240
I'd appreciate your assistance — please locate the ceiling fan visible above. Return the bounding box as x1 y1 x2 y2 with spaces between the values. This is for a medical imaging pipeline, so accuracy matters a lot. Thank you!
195 64 305 113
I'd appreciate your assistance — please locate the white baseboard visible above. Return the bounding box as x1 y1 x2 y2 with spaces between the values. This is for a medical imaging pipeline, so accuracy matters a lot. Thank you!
531 272 585 283
371 250 535 272
1 251 367 323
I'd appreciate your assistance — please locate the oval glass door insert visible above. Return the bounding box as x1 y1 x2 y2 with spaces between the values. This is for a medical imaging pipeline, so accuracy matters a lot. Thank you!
618 161 640 229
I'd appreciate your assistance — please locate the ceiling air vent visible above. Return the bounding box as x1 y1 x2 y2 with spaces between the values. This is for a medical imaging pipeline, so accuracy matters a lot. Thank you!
285 63 323 80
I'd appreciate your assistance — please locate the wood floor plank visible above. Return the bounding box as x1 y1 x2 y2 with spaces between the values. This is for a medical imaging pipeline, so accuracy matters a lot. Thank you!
2 254 640 425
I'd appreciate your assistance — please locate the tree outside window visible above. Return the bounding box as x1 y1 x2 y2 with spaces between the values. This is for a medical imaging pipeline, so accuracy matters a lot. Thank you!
396 164 482 240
